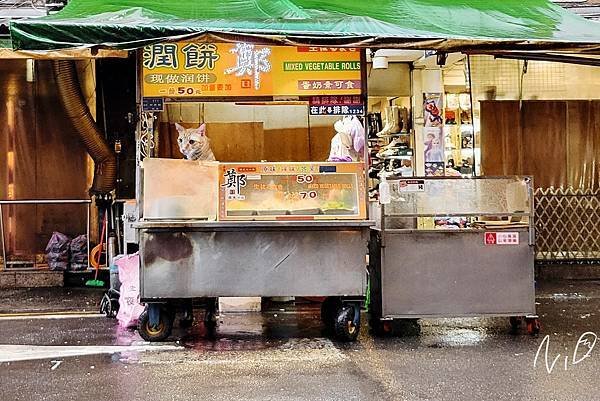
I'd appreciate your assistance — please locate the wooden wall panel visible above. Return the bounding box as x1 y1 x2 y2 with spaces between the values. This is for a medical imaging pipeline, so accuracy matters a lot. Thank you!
34 62 89 252
567 101 600 190
309 126 335 162
263 128 311 162
480 100 600 189
521 101 567 189
0 60 89 257
11 60 37 255
158 122 337 162
480 100 521 176
207 122 264 162
158 122 264 162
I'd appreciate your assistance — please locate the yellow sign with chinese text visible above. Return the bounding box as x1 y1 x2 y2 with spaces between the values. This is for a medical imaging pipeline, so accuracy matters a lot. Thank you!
218 162 366 221
142 42 362 98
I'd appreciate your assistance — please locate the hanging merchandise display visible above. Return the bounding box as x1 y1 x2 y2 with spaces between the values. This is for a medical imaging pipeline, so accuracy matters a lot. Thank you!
443 91 474 175
423 93 445 176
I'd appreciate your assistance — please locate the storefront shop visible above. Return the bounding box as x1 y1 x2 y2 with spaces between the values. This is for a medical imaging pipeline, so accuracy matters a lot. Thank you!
6 0 600 338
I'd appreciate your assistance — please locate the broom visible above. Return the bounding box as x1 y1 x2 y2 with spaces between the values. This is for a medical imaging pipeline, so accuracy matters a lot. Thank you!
86 212 107 288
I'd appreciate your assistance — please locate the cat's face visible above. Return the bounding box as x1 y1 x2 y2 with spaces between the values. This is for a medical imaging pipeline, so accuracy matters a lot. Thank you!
175 123 210 160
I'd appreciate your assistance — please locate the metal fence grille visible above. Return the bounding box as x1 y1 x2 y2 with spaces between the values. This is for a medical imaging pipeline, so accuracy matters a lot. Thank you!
535 187 600 261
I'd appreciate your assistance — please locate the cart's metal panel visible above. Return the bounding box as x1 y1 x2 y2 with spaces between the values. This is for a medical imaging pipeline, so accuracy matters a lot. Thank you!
140 228 367 298
381 229 535 317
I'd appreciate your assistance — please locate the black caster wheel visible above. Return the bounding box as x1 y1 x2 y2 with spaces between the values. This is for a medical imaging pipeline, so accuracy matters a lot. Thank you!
180 304 194 328
203 298 219 330
108 299 120 318
393 319 421 337
321 297 341 332
138 307 174 342
334 304 360 342
204 309 218 329
179 317 194 328
99 294 119 318
509 316 523 332
526 318 541 336
369 318 388 336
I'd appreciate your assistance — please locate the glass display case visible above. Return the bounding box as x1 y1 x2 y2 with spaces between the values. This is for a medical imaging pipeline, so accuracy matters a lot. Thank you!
381 176 533 231
143 158 219 220
218 162 367 220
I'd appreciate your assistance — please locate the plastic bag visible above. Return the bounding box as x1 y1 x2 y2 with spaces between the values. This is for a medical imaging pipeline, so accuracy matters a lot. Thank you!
45 232 71 271
69 234 88 271
115 253 145 328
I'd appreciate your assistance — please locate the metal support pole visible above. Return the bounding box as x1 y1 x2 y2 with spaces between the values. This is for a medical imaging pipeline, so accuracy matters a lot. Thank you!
0 204 6 270
87 202 91 270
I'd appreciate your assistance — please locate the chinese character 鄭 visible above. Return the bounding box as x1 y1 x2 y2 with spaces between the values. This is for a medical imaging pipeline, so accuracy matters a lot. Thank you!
224 43 272 90
222 169 247 200
182 43 220 70
143 44 179 69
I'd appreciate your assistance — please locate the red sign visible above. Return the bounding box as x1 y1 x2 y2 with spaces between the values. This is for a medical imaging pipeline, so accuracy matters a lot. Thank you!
485 232 497 245
484 232 520 245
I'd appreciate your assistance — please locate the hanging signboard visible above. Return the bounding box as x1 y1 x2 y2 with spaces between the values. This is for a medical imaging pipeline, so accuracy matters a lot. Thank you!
142 43 362 98
309 95 364 116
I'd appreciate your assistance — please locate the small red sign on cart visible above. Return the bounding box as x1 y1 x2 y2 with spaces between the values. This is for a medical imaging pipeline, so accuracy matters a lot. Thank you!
485 232 497 245
484 232 519 245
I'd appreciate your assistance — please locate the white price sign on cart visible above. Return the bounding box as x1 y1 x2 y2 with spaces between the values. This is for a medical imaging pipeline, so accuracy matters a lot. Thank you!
484 232 520 245
398 179 425 192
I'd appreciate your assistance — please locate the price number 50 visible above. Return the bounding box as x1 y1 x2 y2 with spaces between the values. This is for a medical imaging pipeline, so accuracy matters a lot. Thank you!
296 175 314 184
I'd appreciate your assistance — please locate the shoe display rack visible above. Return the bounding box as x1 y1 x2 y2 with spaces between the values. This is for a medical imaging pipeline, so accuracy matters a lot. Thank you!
443 92 474 176
367 101 414 200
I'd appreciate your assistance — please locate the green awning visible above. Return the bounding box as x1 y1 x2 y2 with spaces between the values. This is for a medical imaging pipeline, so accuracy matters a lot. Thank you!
0 37 11 49
9 0 600 52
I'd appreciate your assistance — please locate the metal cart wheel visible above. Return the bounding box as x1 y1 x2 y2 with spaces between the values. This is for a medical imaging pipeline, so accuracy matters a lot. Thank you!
138 306 174 342
321 297 341 331
526 317 541 336
179 300 195 328
201 297 219 330
334 303 361 342
393 319 421 336
99 289 120 318
509 316 523 332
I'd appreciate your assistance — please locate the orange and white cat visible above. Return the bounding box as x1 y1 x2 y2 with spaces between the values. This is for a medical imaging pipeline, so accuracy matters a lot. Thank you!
175 123 216 161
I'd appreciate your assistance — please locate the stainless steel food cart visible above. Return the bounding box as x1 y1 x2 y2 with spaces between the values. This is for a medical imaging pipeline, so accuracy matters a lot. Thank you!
368 176 539 335
135 219 369 340
134 158 371 342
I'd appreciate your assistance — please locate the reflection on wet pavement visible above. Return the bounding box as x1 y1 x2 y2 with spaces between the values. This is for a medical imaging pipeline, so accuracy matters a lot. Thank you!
2 281 600 401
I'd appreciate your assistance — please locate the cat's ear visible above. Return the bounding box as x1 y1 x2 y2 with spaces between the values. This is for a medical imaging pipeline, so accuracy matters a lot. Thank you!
175 123 185 133
197 123 206 137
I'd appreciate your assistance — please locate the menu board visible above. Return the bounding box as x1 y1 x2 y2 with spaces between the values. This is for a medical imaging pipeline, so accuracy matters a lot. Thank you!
142 42 362 98
218 162 366 220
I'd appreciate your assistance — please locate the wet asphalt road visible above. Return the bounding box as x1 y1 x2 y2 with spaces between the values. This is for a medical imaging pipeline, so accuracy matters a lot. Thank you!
1 280 600 401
